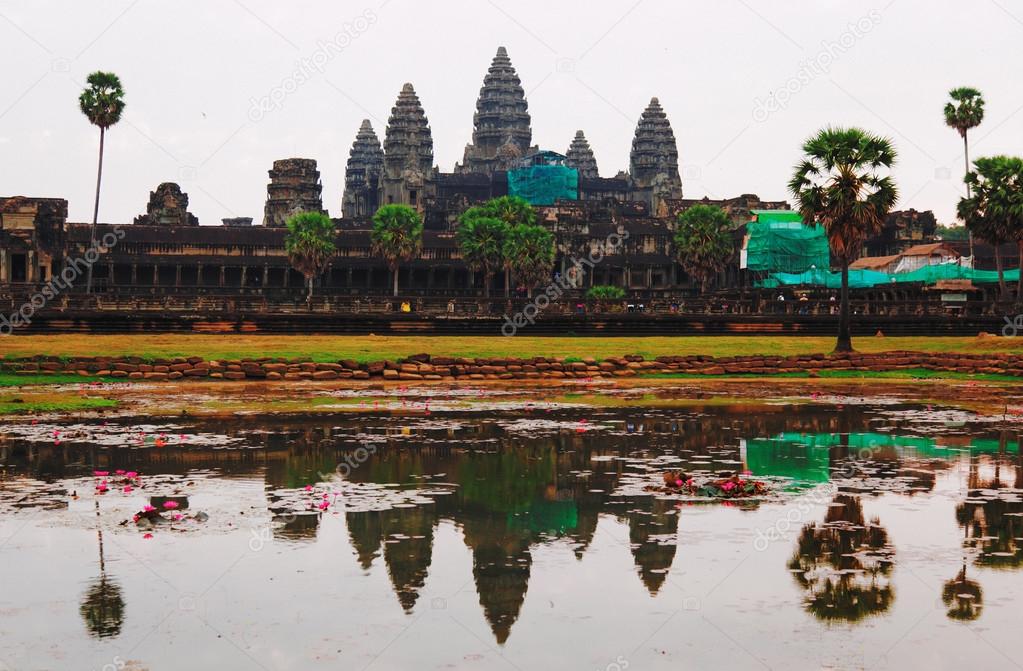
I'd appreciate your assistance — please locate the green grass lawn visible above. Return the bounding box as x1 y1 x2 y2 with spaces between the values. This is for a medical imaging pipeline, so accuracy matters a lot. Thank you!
0 334 1015 363
0 396 116 414
0 373 101 387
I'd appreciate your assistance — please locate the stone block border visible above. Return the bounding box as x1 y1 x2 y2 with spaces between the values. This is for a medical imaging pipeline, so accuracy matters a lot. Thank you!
2 351 1022 382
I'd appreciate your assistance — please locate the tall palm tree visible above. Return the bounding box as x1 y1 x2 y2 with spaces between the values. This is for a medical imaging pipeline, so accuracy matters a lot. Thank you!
284 211 337 304
371 204 423 297
79 71 126 294
673 204 734 294
789 127 899 353
945 87 985 259
502 224 555 297
457 215 508 299
958 156 1023 300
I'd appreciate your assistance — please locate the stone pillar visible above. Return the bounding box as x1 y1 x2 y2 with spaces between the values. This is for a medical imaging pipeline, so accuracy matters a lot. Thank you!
27 251 37 283
346 268 353 288
196 262 203 287
175 265 182 287
108 262 115 286
219 266 225 288
152 265 158 285
646 267 652 288
262 265 269 287
131 264 138 285
0 249 8 283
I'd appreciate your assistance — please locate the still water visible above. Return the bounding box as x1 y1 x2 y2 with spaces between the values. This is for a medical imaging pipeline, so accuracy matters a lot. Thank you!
1 384 1021 670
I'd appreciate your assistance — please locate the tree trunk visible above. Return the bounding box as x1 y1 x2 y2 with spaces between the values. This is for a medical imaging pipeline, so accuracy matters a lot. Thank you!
484 271 492 299
964 133 975 261
1017 240 1023 305
995 244 1007 299
392 267 399 297
834 258 853 353
504 268 511 298
86 126 105 294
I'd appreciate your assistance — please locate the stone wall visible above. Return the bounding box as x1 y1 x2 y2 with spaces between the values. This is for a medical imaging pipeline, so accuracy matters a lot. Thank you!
3 351 1023 382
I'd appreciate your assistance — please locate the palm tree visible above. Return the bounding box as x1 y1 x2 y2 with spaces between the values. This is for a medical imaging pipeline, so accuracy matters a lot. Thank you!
945 87 985 259
79 71 126 294
502 224 555 297
958 156 1023 299
789 127 899 353
673 204 734 294
371 204 423 297
284 211 337 304
457 215 508 298
464 196 536 296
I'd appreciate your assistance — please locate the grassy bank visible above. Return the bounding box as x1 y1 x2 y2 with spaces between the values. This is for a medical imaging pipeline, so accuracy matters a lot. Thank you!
0 334 1014 363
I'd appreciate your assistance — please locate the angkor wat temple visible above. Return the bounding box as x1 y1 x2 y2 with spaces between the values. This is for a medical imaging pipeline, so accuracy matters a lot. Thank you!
1 47 943 299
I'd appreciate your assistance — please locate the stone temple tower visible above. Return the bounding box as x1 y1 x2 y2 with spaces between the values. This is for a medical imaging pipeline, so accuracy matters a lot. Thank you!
263 158 325 227
342 119 384 218
565 131 599 179
629 97 683 214
458 46 537 174
381 83 435 209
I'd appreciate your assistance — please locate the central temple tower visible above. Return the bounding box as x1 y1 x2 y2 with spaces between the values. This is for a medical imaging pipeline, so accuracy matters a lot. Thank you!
458 47 537 175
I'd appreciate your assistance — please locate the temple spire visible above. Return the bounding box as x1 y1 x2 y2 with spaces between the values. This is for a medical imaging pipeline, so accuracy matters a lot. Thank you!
458 46 535 174
629 97 683 211
566 130 599 179
342 119 384 218
381 83 435 207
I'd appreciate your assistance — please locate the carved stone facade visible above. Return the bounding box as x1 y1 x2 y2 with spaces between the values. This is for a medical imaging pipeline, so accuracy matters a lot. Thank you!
263 158 325 227
133 183 199 227
458 47 536 175
565 131 599 179
381 84 436 209
629 97 683 215
342 119 384 218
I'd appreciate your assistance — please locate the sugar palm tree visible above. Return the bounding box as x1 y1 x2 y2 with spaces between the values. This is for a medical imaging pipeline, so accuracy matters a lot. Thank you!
457 215 508 298
79 71 126 294
945 87 985 259
502 224 555 297
371 204 423 297
958 156 1023 299
673 204 734 294
789 127 899 353
284 211 337 304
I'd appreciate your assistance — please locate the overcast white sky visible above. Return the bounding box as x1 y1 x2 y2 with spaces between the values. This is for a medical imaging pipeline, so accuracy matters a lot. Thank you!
1 0 1021 226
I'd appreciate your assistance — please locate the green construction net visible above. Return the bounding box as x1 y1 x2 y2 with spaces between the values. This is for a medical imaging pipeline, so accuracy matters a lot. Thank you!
507 165 579 205
757 264 1020 289
744 212 830 274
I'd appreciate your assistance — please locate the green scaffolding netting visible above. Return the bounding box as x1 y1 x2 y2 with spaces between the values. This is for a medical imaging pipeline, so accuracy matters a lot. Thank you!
757 263 1020 289
507 165 579 205
744 212 830 274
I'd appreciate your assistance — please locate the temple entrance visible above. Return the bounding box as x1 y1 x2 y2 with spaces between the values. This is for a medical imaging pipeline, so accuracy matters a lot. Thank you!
10 254 26 282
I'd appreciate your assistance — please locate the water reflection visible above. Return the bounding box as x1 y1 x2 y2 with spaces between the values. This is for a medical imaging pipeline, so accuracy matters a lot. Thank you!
787 495 895 622
2 403 1022 646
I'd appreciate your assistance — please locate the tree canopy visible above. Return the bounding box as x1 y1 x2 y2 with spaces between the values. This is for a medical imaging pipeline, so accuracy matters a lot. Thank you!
79 71 126 129
958 155 1023 295
944 87 985 139
673 204 733 293
457 215 509 298
285 212 337 302
503 224 555 295
371 204 424 296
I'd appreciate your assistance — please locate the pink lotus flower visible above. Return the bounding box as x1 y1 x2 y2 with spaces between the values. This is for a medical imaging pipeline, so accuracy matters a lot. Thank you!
173 514 183 521
94 471 109 477
115 470 126 475
143 505 156 513
125 471 138 479
304 485 313 492
675 479 683 487
162 501 179 510
96 484 108 493
143 533 153 539
721 481 735 491
123 485 133 493
318 501 330 511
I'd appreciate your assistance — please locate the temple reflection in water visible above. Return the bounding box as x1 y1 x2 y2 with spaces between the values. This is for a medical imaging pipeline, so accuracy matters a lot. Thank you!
2 403 1021 644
